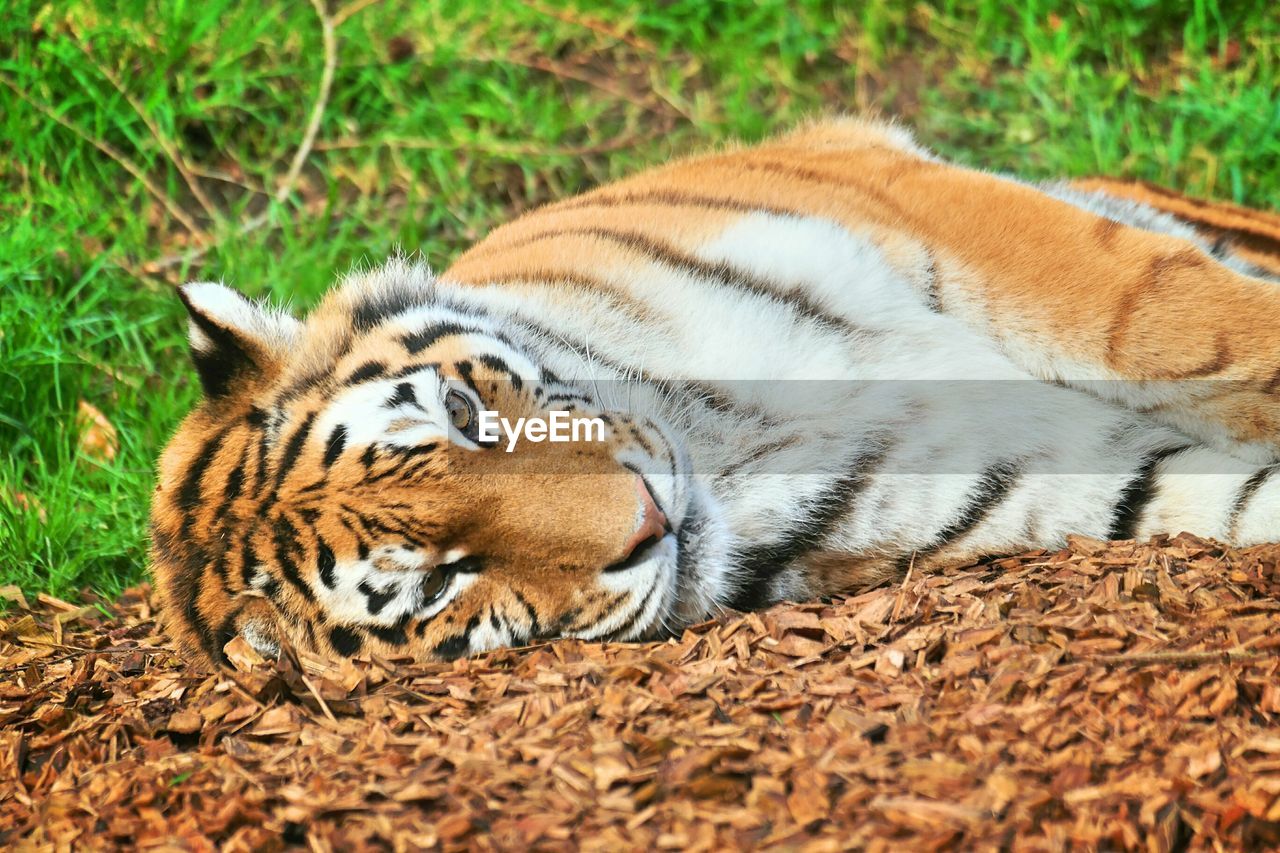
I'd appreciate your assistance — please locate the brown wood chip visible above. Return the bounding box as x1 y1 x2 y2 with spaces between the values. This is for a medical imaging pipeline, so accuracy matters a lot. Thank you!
3 533 1280 848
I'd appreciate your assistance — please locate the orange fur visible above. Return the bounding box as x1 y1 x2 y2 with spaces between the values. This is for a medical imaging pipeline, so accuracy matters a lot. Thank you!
153 119 1280 666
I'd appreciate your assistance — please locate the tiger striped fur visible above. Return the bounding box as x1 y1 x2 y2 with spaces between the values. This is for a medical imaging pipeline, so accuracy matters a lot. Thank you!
151 118 1280 665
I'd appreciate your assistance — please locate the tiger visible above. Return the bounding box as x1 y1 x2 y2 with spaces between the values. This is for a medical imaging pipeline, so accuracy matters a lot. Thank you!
150 117 1280 667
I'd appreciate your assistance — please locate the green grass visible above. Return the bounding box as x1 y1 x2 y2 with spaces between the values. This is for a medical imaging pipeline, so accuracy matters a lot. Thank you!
1 0 1278 598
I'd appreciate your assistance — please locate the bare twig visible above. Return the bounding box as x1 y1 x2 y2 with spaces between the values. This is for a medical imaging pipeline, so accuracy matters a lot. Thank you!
70 36 223 225
314 130 661 158
188 165 269 197
300 672 338 723
890 553 917 623
1090 648 1273 667
473 50 688 121
0 74 208 243
276 0 338 204
73 350 144 390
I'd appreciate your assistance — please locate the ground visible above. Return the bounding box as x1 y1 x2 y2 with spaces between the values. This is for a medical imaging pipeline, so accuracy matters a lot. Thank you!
1 0 1279 596
5 534 1280 849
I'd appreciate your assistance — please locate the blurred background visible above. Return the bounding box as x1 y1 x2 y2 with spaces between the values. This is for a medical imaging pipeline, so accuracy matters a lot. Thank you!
1 0 1278 598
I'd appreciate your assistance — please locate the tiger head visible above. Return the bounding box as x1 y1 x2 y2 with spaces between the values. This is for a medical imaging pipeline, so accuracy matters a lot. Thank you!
150 260 730 666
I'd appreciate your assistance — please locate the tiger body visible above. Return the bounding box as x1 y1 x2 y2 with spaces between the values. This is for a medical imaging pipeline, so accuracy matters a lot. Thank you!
152 118 1280 665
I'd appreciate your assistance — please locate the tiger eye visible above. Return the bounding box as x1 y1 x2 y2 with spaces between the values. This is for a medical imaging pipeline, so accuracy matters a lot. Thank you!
422 566 447 602
445 389 473 430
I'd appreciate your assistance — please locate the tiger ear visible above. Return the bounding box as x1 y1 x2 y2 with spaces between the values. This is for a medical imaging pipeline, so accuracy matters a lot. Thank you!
177 282 301 399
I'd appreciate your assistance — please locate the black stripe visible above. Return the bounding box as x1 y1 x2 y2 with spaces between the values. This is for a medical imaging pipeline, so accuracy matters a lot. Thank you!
250 412 271 497
341 504 424 546
273 412 316 490
388 441 439 459
503 309 764 420
176 427 232 514
352 289 423 332
276 370 329 404
477 353 523 391
432 614 480 660
897 459 1022 572
344 360 387 385
339 508 375 557
1108 445 1193 541
402 322 483 354
224 452 245 502
358 580 396 616
556 188 800 219
405 458 441 484
1229 463 1277 535
399 296 767 429
301 619 318 652
455 361 488 404
737 158 909 218
553 606 582 633
150 523 178 566
1209 233 1233 261
322 425 347 467
239 523 260 589
545 391 591 404
510 590 544 642
271 514 315 602
209 545 233 587
316 538 337 588
922 254 942 312
208 442 249 546
490 226 868 341
413 601 454 637
367 614 412 647
559 592 621 635
1118 180 1280 246
628 427 655 458
716 434 803 482
329 625 363 657
364 453 412 484
389 361 441 380
386 382 418 408
181 551 220 664
605 583 659 641
730 445 890 610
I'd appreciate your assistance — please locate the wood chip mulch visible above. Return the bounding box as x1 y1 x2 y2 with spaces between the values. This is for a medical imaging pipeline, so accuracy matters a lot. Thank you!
4 533 1280 851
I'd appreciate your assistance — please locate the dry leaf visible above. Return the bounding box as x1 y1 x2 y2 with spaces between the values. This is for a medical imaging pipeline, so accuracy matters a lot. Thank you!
1 488 47 523
76 399 119 462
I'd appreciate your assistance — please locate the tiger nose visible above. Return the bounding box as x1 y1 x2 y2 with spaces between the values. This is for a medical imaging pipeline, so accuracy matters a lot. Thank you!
620 476 668 560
